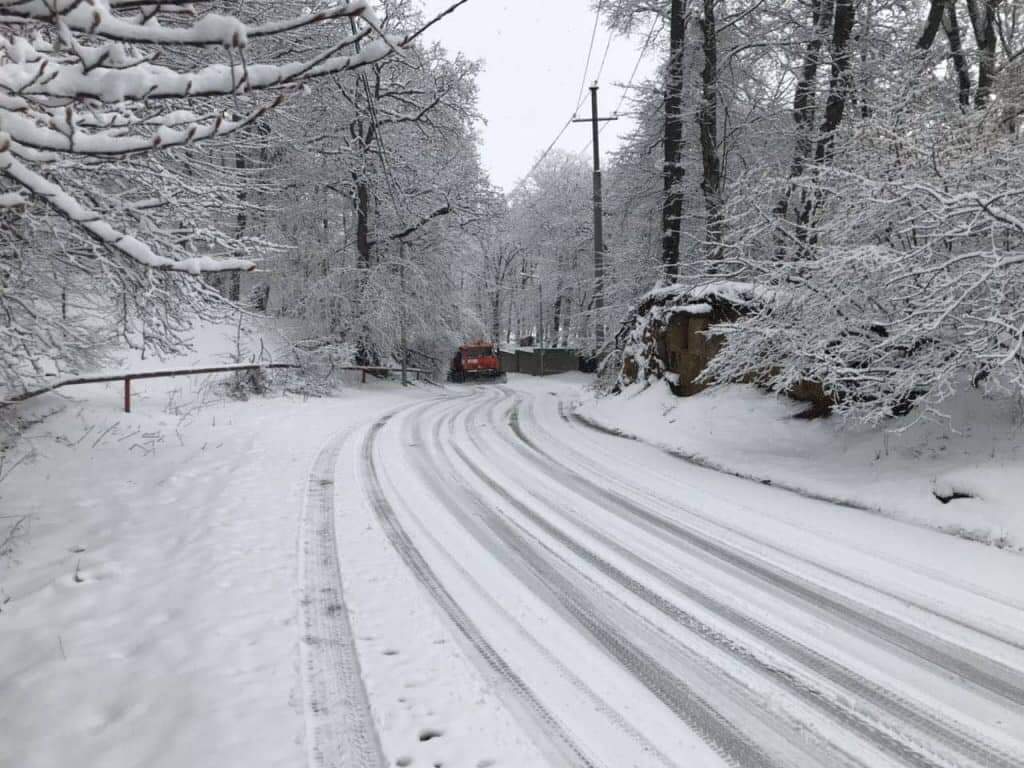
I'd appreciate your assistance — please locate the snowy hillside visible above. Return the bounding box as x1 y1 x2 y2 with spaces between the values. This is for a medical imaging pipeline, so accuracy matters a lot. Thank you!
578 381 1024 549
0 321 441 768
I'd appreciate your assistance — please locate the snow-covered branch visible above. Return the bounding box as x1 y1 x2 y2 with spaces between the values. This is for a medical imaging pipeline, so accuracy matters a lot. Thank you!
0 138 254 273
0 0 423 391
0 0 398 280
0 1 380 47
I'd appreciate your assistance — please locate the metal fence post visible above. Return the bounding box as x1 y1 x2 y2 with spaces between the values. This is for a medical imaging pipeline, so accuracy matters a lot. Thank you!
123 378 131 413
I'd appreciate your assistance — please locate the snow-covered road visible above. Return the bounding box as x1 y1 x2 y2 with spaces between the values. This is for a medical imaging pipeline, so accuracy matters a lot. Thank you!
335 380 1024 768
6 371 1024 768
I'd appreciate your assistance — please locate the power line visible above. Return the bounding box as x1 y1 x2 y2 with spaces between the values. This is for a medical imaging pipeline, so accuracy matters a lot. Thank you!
580 14 660 155
512 119 573 196
592 27 616 88
616 16 659 114
572 1 606 115
511 1 606 195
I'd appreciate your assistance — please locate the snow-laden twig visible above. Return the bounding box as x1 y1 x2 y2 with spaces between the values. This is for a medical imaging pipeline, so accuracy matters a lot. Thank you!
0 141 254 273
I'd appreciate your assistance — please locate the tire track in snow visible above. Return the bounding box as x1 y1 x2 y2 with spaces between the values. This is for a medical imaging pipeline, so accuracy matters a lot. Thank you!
424 394 796 768
504 393 1024 710
457 394 1022 768
399 398 681 768
360 406 600 768
299 429 386 768
559 399 1024 647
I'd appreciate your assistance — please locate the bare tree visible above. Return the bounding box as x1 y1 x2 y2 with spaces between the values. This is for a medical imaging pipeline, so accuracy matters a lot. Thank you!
663 0 689 277
698 0 723 258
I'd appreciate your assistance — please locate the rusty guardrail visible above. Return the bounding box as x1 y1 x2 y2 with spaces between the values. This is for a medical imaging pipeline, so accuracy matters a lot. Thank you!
2 364 434 413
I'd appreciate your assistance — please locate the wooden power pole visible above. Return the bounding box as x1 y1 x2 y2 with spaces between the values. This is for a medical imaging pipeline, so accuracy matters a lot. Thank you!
573 84 616 348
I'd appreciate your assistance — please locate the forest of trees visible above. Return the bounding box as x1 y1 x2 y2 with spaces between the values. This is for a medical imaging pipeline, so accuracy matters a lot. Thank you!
0 0 490 390
3 0 1023 423
496 0 1024 423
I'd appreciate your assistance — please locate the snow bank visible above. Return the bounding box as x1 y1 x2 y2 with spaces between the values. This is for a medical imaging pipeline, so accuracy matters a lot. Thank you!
577 382 1024 549
0 319 432 768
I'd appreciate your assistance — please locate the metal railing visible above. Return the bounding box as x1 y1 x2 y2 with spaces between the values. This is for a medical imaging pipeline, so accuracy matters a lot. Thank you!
3 363 435 413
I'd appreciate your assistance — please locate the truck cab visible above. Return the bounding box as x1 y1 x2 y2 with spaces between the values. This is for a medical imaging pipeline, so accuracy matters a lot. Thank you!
449 342 503 382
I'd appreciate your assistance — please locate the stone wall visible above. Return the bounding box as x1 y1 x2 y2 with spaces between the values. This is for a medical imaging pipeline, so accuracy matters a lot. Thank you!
617 283 835 415
659 312 729 396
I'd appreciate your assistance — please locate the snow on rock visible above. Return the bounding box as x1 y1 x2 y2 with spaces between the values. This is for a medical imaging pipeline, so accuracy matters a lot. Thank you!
641 280 775 309
614 280 771 392
931 467 1024 546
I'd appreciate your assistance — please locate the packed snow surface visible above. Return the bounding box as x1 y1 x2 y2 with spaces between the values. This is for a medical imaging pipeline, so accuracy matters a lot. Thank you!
4 353 1024 768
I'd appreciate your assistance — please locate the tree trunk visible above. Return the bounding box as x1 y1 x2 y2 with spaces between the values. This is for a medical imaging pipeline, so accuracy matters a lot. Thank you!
698 0 723 259
552 279 564 346
231 148 246 303
814 0 857 165
662 0 688 280
944 2 973 109
796 0 856 243
355 175 371 270
918 1 974 109
776 0 834 222
966 0 997 109
917 0 948 49
492 288 501 342
561 295 572 345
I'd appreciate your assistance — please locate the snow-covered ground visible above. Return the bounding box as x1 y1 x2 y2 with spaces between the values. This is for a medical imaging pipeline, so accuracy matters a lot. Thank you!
5 355 1024 768
576 380 1024 549
0 322 454 768
352 374 1024 767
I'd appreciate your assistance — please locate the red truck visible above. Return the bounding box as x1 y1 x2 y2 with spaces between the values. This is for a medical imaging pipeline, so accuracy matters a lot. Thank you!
448 342 505 383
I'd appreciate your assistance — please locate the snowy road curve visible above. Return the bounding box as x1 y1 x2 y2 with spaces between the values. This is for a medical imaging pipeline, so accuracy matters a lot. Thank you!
338 383 1024 768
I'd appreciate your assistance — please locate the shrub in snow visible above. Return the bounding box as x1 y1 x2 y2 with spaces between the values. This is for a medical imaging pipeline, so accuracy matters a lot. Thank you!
288 341 360 397
704 104 1024 424
596 59 1024 425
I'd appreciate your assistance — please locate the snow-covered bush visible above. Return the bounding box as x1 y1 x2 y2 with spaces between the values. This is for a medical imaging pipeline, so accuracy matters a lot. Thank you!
705 103 1024 423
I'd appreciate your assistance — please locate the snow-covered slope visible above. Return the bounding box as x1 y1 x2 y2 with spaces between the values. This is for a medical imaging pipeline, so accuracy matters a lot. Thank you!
577 381 1024 549
0 322 412 768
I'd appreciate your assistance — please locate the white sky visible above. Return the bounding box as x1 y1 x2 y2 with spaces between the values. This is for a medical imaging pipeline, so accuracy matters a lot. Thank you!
419 0 658 192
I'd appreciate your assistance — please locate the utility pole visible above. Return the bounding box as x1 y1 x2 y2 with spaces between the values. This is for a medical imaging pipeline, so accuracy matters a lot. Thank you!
538 278 544 377
573 83 616 348
399 242 408 386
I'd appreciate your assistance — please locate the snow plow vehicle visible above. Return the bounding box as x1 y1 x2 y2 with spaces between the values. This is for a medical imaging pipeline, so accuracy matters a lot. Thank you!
448 342 506 383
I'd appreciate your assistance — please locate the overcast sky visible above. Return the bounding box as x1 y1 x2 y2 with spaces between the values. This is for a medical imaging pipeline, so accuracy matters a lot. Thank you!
419 0 658 192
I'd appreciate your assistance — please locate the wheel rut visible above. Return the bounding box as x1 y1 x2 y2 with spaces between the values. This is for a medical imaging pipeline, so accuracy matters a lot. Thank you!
504 394 1024 709
344 387 1024 768
457 395 1022 768
360 407 600 768
299 429 386 768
